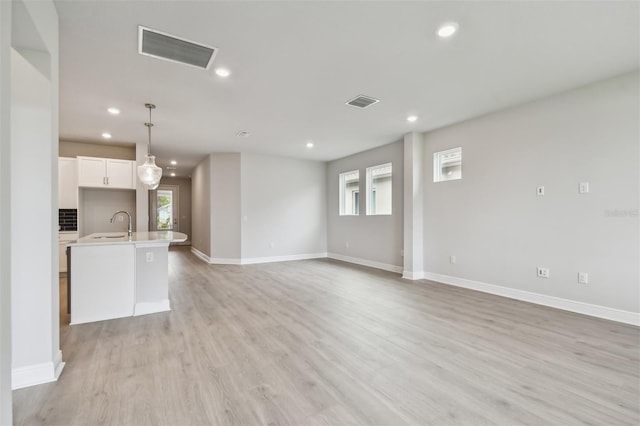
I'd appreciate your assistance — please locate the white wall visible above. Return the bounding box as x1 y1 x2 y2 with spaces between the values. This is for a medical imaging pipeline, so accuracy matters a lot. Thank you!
0 0 12 421
422 72 639 320
327 141 404 271
191 155 211 257
9 0 62 391
241 153 327 261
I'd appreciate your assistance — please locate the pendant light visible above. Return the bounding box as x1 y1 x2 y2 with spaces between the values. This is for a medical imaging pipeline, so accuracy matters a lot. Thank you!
137 103 162 189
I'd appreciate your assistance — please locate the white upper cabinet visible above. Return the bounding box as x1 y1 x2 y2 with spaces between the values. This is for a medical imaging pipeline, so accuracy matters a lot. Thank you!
106 159 135 188
58 157 78 209
77 156 136 190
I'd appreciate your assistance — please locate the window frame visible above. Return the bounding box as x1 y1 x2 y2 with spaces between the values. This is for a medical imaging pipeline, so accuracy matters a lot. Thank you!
366 162 392 216
339 169 360 216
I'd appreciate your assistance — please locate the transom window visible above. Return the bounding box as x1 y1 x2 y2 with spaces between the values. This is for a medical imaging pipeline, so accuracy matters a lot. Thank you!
434 147 462 182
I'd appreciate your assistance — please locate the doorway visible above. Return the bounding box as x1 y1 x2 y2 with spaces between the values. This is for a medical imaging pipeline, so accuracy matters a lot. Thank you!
150 185 180 232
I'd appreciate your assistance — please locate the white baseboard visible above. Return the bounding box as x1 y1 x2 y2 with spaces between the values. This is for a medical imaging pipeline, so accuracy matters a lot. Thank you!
134 299 171 316
191 247 325 266
211 258 242 265
190 247 213 263
422 271 640 326
328 253 402 274
402 270 425 280
12 350 65 390
241 252 327 265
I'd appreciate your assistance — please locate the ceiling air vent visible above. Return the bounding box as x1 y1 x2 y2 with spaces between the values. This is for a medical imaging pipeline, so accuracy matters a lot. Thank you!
345 95 380 109
138 26 218 70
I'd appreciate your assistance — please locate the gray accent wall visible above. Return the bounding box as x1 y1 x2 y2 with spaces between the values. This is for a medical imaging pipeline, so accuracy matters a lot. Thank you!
59 140 135 160
422 72 639 313
192 152 326 262
211 153 241 261
79 189 136 237
327 141 404 268
241 153 327 259
191 155 211 256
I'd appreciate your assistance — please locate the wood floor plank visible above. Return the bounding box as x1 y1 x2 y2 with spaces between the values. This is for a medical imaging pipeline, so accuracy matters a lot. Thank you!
13 248 640 425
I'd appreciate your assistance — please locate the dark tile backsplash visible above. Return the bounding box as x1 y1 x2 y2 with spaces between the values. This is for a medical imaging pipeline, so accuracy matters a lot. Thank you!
59 209 78 231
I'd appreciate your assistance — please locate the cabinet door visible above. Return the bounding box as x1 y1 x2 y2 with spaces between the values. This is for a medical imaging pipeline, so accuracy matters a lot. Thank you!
58 157 78 208
106 159 135 189
77 157 106 188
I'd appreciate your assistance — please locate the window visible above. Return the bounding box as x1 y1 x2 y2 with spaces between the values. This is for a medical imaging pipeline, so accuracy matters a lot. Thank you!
339 170 360 215
366 163 392 215
434 147 462 182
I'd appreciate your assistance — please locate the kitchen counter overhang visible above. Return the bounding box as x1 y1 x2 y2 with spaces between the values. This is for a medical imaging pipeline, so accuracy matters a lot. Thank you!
71 231 187 246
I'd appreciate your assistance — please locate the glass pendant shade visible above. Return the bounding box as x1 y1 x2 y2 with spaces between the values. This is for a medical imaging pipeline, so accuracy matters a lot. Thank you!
137 154 162 190
138 103 162 189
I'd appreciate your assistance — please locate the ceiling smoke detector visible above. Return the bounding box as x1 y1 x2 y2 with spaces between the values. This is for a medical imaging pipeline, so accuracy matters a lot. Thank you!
345 95 380 109
138 26 218 70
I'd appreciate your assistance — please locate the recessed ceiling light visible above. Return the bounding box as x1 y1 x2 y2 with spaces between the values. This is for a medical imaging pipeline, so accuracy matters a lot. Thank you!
107 107 120 115
170 172 176 177
407 115 418 123
170 160 177 165
101 132 112 139
306 141 314 148
437 22 458 38
215 68 230 77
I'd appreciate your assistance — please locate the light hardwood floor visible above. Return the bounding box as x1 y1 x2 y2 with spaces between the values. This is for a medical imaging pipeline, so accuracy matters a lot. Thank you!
14 247 640 425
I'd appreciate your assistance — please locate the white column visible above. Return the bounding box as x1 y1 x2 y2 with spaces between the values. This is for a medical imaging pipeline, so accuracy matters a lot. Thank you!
10 0 62 390
0 0 13 420
136 142 149 232
403 132 424 279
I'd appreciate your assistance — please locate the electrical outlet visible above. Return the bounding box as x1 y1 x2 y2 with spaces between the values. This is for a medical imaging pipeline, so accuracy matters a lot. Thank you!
269 242 275 248
578 272 589 284
450 255 456 264
579 182 589 194
345 241 349 248
146 252 154 263
537 186 545 196
536 267 550 278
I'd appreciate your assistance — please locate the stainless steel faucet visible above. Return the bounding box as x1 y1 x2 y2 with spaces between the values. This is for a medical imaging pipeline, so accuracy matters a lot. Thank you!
110 210 132 237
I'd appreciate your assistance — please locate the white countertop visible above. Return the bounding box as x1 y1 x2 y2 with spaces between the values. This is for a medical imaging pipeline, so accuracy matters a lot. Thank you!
71 231 188 246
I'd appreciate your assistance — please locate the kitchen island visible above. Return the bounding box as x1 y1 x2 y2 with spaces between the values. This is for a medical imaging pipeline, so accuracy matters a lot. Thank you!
68 231 187 325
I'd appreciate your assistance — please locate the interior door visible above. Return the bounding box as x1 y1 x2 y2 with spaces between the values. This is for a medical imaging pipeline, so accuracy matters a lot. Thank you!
150 185 179 231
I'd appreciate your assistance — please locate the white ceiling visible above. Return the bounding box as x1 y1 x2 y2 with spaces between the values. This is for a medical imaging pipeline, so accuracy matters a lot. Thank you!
55 1 639 177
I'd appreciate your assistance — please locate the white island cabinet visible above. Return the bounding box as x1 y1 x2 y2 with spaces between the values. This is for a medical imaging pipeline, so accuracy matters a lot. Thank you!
68 231 187 325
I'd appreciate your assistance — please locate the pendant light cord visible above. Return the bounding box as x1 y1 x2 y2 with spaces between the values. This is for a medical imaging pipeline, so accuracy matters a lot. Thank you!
145 103 156 156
